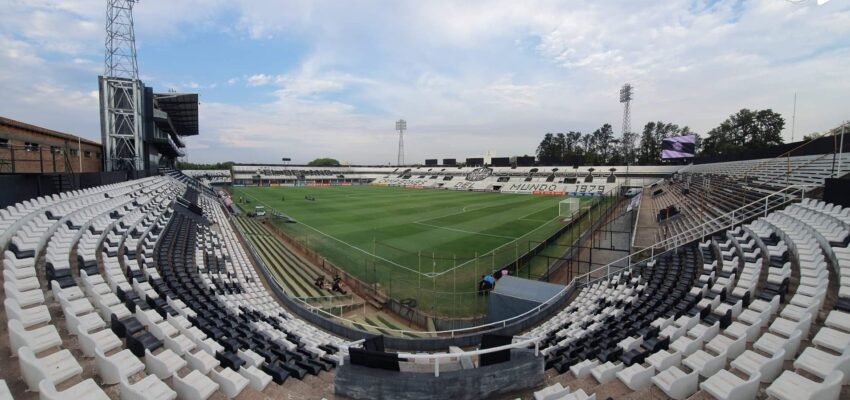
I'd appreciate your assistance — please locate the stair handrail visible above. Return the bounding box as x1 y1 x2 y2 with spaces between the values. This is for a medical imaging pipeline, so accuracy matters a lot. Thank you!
740 128 849 191
571 183 814 289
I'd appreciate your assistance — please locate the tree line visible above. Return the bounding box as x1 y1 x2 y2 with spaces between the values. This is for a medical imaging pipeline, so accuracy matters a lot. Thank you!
175 158 341 169
536 108 785 165
176 160 235 170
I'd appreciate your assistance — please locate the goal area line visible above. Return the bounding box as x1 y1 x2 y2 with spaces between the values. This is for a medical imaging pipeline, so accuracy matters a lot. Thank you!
234 188 569 279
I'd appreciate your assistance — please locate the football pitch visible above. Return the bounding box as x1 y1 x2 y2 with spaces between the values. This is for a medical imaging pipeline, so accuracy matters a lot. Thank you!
231 185 597 317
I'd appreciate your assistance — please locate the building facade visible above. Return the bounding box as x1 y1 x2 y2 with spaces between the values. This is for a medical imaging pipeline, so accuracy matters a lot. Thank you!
0 117 102 173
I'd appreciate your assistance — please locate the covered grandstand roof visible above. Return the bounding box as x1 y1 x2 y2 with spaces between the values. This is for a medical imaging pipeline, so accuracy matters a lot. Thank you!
153 92 199 136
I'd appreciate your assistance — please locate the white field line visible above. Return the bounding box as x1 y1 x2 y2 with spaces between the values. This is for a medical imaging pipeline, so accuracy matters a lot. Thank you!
413 221 517 240
436 214 564 277
416 196 532 224
411 197 550 240
237 188 576 279
236 190 421 274
519 218 553 223
517 202 561 223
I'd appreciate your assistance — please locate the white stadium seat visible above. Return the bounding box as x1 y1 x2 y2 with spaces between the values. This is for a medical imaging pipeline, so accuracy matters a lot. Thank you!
39 378 110 400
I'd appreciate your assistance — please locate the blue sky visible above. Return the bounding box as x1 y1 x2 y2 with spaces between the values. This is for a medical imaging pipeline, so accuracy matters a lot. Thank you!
1 0 848 164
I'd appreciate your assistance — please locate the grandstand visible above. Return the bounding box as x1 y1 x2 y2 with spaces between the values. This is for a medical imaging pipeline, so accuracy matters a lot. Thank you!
0 141 848 398
2 1 849 397
180 170 232 187
638 152 850 248
231 164 680 193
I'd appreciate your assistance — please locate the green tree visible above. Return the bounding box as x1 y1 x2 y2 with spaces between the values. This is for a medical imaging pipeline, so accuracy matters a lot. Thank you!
536 133 558 164
580 134 594 163
553 133 567 164
620 130 639 164
590 123 615 164
176 161 235 170
565 131 582 157
637 121 690 164
702 109 784 157
803 132 826 141
307 158 341 166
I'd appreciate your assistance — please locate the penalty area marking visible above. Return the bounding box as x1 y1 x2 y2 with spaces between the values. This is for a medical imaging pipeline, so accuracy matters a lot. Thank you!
516 201 564 223
413 221 517 240
235 189 421 275
416 195 536 225
434 214 564 277
234 188 581 279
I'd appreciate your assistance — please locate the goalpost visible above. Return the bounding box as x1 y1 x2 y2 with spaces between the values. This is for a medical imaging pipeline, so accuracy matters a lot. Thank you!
559 198 580 220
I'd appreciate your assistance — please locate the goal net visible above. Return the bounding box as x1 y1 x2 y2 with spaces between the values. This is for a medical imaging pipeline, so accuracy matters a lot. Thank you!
559 198 581 220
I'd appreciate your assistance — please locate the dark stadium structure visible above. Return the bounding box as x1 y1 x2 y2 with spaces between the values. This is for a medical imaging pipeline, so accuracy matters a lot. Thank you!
97 77 198 176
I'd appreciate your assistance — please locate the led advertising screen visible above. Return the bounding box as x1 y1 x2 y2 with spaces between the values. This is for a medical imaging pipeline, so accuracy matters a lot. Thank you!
661 134 696 159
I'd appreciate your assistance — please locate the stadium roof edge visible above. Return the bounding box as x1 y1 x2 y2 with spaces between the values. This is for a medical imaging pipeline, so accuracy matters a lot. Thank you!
153 92 199 136
0 115 101 147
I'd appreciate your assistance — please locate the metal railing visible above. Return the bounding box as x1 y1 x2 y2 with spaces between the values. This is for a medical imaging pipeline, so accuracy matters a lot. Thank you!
230 203 580 337
224 179 810 338
652 184 809 250
570 183 814 289
226 185 624 335
336 336 542 378
392 335 541 377
238 204 578 335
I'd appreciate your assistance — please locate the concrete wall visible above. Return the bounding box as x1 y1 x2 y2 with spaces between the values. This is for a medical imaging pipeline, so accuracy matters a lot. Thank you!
335 349 544 400
0 116 102 173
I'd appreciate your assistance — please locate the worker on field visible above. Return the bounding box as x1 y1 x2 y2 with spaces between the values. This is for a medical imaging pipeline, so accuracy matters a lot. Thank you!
332 274 347 294
478 275 495 295
484 274 496 288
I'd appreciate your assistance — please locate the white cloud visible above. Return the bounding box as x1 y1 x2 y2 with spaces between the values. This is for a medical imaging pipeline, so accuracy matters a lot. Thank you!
246 73 274 87
1 0 849 164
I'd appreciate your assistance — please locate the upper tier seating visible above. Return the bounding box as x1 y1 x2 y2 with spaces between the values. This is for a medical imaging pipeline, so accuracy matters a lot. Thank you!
181 170 233 186
685 153 850 190
650 153 850 246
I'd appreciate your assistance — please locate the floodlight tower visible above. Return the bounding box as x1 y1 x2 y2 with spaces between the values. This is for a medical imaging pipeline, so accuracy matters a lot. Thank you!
396 119 407 166
620 83 634 184
619 83 633 139
100 0 144 172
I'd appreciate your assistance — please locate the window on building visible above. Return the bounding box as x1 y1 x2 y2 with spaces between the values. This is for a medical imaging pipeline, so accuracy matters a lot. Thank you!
69 149 78 156
95 152 101 159
0 138 8 148
84 151 92 158
51 146 63 154
25 142 39 152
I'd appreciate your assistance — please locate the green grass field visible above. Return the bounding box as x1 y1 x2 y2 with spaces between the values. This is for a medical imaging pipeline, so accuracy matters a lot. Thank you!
231 185 598 317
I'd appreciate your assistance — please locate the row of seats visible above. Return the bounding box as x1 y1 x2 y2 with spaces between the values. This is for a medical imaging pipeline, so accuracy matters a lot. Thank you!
650 173 789 245
4 176 179 398
1 172 359 399
685 153 850 190
650 152 850 247
534 198 850 400
537 246 699 378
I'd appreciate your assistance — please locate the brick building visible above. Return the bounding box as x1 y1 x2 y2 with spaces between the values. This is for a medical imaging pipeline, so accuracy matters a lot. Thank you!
0 116 102 173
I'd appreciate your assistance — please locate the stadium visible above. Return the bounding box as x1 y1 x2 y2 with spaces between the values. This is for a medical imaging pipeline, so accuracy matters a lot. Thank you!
1 1 849 400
